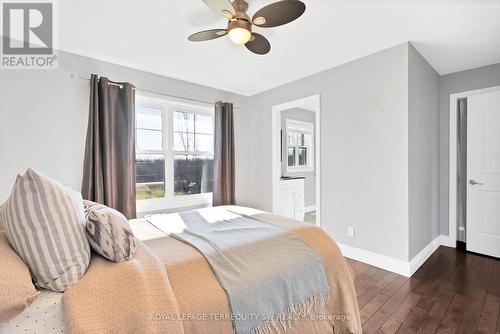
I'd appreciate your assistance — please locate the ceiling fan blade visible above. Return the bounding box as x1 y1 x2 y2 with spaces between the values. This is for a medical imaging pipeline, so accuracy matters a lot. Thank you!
188 29 227 42
245 33 271 55
252 0 306 28
201 0 235 17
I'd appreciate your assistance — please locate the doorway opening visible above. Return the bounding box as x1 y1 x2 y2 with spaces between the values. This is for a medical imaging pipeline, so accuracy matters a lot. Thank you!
449 85 500 258
271 94 321 226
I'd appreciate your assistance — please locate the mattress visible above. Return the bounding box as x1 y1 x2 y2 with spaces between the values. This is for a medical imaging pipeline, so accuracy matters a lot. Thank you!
0 290 65 334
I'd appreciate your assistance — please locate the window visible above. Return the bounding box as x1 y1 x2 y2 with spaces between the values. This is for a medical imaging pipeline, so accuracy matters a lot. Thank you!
286 119 314 172
135 94 214 213
136 106 165 200
173 111 214 196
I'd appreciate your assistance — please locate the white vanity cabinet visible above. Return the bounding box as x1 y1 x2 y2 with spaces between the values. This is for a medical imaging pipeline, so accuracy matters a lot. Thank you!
278 177 305 221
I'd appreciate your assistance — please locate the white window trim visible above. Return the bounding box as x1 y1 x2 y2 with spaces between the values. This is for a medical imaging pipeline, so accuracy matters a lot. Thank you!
135 93 214 215
286 119 314 173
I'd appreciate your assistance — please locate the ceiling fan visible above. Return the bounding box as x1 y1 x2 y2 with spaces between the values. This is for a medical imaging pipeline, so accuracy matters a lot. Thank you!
188 0 306 55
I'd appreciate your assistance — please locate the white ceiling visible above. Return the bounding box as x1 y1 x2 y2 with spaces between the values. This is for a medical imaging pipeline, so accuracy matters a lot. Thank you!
59 0 500 96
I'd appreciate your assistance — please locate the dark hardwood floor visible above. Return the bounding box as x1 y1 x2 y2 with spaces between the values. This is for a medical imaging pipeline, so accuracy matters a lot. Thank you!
347 246 500 334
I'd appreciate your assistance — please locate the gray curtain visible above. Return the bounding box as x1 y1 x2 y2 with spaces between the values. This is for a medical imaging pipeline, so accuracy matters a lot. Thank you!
457 98 467 242
213 102 235 206
81 74 136 219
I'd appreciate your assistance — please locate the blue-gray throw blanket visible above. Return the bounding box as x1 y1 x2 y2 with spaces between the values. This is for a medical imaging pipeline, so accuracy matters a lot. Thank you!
169 210 330 334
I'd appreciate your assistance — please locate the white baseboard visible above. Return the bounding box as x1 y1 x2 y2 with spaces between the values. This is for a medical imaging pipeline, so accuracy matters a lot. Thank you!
305 205 316 213
337 243 411 277
338 235 453 277
408 236 441 276
439 235 456 248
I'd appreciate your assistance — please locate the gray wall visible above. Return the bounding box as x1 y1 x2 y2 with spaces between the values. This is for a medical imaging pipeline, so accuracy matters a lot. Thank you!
281 108 316 207
0 51 251 205
438 63 500 236
3 42 497 261
408 44 440 259
246 43 410 261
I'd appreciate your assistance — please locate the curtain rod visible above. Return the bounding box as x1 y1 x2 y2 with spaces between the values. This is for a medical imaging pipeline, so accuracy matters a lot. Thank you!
70 74 240 109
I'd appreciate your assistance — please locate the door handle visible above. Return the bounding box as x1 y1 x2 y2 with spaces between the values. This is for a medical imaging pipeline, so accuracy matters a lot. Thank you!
469 180 484 186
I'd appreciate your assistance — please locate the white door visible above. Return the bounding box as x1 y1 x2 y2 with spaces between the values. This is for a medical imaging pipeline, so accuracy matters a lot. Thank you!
467 89 500 258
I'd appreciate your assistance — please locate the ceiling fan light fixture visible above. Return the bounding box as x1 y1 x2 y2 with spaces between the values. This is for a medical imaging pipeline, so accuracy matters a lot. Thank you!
189 0 306 55
228 28 251 45
227 19 252 45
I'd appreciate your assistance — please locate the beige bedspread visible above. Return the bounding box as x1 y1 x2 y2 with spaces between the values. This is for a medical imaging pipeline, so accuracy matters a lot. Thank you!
63 206 361 334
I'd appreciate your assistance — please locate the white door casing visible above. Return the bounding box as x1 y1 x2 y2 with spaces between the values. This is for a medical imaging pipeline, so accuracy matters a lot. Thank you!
271 94 321 227
467 90 500 258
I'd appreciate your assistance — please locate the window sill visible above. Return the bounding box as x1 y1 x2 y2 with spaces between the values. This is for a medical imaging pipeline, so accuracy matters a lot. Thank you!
136 193 213 217
286 167 314 173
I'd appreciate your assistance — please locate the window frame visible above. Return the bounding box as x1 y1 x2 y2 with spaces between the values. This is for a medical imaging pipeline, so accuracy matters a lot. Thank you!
135 93 214 215
286 119 314 173
172 109 214 155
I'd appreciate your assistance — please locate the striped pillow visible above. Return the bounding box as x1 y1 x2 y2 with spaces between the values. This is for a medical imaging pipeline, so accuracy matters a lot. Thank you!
83 200 136 262
0 168 90 292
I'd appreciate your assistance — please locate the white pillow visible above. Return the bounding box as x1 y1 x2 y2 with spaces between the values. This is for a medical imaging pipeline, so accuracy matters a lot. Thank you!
0 168 90 292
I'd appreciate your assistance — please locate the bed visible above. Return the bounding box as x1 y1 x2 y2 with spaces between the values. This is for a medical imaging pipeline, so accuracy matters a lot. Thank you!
2 206 361 334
